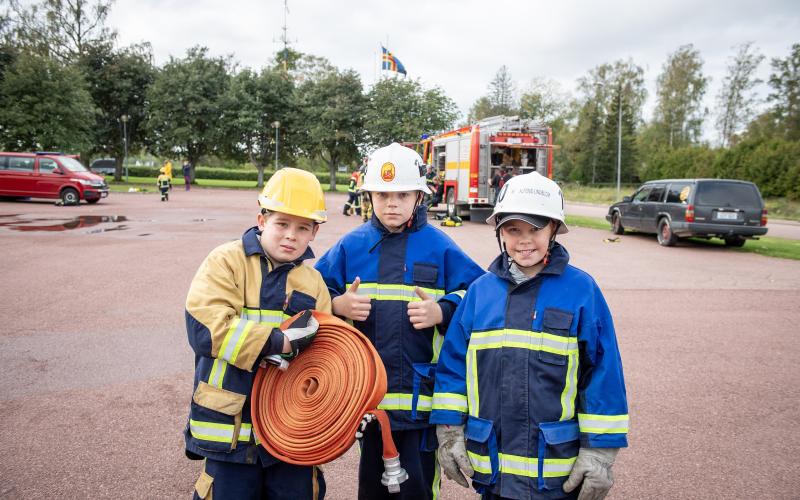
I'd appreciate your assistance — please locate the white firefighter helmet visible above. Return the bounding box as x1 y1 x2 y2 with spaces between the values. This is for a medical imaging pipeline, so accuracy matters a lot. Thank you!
487 172 568 234
360 143 431 194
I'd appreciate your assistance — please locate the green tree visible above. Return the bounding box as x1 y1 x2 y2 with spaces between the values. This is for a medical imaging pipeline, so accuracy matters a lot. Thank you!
570 60 646 185
297 67 366 190
225 67 296 187
468 65 518 121
0 51 95 150
145 46 231 179
6 0 116 63
652 44 709 147
364 77 458 147
79 42 155 180
768 42 800 141
715 42 764 147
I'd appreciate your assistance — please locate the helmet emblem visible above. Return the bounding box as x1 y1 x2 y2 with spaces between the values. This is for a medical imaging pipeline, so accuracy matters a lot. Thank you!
381 162 395 182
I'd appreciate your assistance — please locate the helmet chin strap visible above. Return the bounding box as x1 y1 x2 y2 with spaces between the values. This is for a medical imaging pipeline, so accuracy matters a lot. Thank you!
406 192 423 228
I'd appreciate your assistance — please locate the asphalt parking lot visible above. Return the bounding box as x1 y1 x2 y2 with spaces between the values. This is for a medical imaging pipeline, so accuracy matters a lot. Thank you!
1 189 799 499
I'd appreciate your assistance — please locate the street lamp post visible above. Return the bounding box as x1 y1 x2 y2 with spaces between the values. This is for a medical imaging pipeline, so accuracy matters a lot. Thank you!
121 114 129 182
272 121 280 170
616 87 622 199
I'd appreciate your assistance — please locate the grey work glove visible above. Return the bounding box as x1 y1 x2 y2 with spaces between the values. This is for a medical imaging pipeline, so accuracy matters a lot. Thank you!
436 424 474 488
563 447 619 500
278 310 319 360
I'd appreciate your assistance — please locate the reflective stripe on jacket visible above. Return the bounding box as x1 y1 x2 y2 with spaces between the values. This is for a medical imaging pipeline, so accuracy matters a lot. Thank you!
184 226 332 465
430 244 629 499
315 206 484 430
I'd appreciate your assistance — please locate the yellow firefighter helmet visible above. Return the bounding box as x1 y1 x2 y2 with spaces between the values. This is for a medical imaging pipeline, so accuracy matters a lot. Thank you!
258 168 327 223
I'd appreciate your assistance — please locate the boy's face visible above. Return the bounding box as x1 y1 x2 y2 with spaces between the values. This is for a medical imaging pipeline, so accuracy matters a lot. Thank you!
257 211 319 263
370 191 421 232
500 219 555 270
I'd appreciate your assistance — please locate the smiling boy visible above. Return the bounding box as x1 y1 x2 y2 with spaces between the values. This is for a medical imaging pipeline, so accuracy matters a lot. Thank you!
431 172 629 500
184 168 331 499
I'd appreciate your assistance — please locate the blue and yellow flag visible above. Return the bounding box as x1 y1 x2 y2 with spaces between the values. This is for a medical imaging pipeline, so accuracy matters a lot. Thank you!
381 46 407 75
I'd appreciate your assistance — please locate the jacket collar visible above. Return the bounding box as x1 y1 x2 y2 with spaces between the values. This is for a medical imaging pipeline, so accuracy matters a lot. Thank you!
241 226 315 263
488 242 569 283
369 204 428 234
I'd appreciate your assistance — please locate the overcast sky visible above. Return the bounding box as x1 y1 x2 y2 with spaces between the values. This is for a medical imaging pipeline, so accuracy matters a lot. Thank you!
109 0 800 139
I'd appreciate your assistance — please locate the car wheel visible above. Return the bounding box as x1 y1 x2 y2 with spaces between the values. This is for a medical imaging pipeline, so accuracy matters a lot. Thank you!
446 188 456 218
86 198 100 204
61 188 79 205
611 212 625 235
724 236 746 247
657 218 677 246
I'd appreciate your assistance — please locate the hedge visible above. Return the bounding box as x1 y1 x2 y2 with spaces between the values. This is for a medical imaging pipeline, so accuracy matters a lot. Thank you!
124 165 350 185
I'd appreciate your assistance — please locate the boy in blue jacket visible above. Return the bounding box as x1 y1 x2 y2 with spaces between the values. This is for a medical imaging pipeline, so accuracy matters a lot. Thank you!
430 172 629 500
315 143 484 500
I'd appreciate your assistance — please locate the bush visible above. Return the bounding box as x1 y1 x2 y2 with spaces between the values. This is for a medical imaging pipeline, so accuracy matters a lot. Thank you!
124 165 351 185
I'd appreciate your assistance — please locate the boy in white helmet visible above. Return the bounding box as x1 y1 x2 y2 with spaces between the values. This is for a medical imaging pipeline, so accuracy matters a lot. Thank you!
430 172 629 500
315 143 484 499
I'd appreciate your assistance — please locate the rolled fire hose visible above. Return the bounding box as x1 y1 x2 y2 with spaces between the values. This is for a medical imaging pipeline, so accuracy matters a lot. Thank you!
251 310 408 492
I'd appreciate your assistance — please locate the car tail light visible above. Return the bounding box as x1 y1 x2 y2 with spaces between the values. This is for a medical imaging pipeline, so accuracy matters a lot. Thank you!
761 208 768 226
685 204 695 223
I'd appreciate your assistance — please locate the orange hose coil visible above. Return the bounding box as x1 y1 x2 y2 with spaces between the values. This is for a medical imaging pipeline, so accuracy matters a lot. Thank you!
251 310 397 465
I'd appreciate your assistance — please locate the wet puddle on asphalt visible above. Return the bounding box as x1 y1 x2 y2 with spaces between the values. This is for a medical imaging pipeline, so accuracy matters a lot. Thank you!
0 215 128 232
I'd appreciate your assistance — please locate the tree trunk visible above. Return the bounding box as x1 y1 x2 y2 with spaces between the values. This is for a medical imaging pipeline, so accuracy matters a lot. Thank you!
115 157 123 182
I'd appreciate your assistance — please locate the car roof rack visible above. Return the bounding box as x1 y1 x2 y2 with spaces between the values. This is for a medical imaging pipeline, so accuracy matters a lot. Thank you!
35 151 65 156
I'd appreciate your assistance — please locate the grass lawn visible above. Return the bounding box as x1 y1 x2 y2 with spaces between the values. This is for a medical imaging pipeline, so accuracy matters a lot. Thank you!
561 182 800 222
105 176 347 192
565 213 800 260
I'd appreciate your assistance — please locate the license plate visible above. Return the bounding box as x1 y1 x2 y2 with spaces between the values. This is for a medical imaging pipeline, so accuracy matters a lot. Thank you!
716 211 738 220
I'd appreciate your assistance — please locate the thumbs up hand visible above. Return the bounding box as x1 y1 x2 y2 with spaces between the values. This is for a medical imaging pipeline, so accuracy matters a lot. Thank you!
332 277 372 322
408 286 443 330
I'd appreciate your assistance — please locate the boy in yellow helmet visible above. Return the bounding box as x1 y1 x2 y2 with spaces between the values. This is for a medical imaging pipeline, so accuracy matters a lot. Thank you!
184 168 332 499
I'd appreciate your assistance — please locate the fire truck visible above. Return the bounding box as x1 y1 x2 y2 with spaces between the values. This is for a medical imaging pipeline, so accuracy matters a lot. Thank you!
420 115 555 220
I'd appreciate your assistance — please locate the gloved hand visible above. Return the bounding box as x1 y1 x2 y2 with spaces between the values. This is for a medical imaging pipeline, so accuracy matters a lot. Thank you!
562 447 619 500
354 413 375 440
436 424 473 488
279 310 319 360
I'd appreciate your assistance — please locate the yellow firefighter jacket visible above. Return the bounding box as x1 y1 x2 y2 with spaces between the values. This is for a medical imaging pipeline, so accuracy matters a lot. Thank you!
183 226 331 465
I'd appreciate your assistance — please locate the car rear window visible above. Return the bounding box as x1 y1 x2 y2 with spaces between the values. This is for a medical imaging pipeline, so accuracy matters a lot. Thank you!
695 182 761 207
666 183 692 204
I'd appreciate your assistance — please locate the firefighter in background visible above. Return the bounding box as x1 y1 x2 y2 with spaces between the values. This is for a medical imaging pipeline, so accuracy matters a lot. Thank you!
343 168 362 216
315 143 485 499
431 172 628 500
157 167 171 201
358 164 372 223
423 164 440 209
184 168 330 499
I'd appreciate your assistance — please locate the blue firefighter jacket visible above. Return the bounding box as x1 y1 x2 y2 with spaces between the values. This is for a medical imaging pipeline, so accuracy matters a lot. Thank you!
315 206 484 431
430 243 629 499
184 227 332 465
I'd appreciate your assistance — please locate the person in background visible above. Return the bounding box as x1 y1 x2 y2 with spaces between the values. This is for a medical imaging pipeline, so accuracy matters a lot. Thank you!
183 160 192 191
157 167 171 201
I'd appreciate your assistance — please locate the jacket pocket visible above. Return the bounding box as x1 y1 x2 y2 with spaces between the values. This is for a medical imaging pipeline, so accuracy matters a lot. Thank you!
190 381 248 453
537 419 580 491
194 463 214 499
538 308 575 366
412 262 439 286
285 290 317 317
411 362 435 421
465 415 499 487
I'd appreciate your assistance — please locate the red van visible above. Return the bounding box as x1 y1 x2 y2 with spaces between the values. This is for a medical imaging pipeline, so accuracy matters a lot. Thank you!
0 152 109 204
